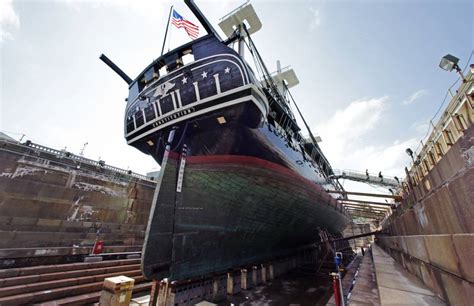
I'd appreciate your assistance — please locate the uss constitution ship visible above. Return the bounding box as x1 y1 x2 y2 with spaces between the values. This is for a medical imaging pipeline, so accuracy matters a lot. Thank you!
101 0 350 281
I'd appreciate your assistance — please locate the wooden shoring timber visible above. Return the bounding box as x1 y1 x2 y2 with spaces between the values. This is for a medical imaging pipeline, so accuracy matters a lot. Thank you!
327 190 401 201
347 208 385 216
347 213 380 220
342 203 389 210
345 209 388 216
343 204 389 213
347 213 384 220
342 203 392 211
317 230 381 245
346 209 386 216
338 198 393 207
347 214 384 221
342 204 389 212
346 208 386 216
349 216 379 220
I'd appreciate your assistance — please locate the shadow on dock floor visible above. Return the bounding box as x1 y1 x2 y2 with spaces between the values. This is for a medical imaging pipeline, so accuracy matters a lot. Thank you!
223 271 332 305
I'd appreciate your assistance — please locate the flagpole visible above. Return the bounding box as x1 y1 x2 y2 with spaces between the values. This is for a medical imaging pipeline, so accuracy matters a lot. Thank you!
167 15 173 53
161 5 174 56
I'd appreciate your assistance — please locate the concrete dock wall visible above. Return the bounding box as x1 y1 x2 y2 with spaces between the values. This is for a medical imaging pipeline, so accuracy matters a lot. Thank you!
378 125 474 305
0 140 155 255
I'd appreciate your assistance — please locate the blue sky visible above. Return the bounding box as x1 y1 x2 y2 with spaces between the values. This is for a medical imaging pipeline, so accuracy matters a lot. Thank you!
1 0 472 188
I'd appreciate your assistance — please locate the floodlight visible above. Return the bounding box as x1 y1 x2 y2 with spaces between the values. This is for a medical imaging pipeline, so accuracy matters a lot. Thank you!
439 54 467 82
439 54 460 72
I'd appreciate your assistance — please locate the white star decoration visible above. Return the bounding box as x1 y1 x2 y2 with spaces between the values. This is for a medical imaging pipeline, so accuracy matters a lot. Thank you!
201 71 208 78
181 76 187 84
224 67 230 74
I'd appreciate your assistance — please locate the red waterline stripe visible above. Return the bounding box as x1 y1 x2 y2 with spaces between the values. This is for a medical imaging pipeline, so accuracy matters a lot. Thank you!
186 154 325 194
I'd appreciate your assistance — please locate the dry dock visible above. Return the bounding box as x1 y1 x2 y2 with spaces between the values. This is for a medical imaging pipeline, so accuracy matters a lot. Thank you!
0 71 472 305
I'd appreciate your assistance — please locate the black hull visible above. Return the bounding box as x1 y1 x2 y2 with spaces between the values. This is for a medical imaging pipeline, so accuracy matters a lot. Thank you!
139 102 350 281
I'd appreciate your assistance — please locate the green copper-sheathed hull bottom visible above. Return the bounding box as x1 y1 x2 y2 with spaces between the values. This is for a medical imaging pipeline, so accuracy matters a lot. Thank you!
141 155 349 281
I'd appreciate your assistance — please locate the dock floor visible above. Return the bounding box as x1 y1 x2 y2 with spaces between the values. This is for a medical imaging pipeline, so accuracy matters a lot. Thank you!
348 251 379 305
370 244 445 305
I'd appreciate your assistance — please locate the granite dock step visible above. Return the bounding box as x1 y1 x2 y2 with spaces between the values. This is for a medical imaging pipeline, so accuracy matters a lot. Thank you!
0 258 141 279
0 263 140 288
36 282 152 306
0 258 150 305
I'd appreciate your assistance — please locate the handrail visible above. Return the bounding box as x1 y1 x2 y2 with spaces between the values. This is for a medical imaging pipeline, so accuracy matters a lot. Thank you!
0 138 153 182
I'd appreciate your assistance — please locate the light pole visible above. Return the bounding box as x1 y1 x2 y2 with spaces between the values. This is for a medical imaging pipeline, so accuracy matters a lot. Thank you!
80 142 88 156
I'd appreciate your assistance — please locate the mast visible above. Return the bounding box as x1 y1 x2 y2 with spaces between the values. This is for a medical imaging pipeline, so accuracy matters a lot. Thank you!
238 24 245 56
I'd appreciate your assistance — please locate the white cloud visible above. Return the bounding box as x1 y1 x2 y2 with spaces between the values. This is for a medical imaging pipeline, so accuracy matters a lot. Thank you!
0 0 20 43
402 89 427 105
410 119 430 135
309 7 321 29
63 0 164 20
339 138 418 176
314 96 416 178
315 96 387 158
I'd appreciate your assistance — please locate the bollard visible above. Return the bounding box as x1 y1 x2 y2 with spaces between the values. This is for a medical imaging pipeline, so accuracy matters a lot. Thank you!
99 275 134 306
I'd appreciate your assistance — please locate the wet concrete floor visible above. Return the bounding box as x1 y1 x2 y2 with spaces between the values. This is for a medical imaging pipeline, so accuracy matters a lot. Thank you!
222 271 332 305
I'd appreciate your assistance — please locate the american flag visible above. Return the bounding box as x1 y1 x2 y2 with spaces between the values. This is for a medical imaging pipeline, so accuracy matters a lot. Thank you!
171 9 199 39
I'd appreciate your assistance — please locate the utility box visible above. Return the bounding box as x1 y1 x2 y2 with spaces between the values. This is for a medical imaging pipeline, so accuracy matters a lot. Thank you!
99 275 135 306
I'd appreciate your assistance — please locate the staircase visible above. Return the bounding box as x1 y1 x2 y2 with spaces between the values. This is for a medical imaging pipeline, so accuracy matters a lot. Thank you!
0 258 151 305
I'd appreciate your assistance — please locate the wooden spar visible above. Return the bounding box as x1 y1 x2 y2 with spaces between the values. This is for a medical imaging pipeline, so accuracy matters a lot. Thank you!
327 190 402 201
